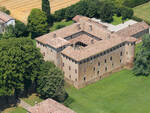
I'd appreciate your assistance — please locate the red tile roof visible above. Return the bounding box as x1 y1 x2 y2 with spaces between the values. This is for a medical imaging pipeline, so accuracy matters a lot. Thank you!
116 21 149 37
27 99 76 113
62 34 136 61
0 11 13 22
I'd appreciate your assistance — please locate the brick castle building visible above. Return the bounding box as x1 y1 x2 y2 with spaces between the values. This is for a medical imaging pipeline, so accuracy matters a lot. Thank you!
35 15 149 88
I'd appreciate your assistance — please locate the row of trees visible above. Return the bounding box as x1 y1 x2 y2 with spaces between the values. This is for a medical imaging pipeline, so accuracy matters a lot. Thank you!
0 38 67 102
53 0 134 23
0 0 68 103
133 34 150 76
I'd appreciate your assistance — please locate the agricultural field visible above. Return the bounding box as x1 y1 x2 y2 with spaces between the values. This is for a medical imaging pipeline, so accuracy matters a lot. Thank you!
0 0 80 23
66 69 150 113
134 2 150 23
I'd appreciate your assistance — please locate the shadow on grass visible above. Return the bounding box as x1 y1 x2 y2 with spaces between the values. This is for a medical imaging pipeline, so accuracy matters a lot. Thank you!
63 97 75 107
0 96 18 112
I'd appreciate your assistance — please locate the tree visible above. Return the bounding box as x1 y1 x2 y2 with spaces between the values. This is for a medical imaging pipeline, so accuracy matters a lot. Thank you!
27 9 49 39
0 20 28 39
98 1 115 22
37 63 68 102
0 38 43 98
0 6 10 15
42 0 53 26
120 6 133 20
133 34 150 76
14 20 29 37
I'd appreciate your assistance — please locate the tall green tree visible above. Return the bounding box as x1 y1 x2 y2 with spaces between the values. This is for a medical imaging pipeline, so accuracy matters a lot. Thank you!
98 1 115 22
42 0 53 26
27 9 49 39
0 38 43 98
133 34 150 76
37 63 68 102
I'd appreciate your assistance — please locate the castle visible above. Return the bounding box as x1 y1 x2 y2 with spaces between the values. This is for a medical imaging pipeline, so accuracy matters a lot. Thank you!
36 15 149 88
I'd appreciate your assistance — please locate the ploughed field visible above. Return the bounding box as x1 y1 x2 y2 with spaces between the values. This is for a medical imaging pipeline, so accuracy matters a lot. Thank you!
134 2 150 23
0 0 80 23
66 69 150 113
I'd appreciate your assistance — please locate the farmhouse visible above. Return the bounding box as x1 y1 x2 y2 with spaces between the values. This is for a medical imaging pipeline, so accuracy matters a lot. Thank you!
0 11 15 33
36 16 144 88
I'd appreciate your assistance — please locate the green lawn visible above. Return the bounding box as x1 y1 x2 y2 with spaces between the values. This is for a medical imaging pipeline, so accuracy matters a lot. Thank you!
66 69 150 113
10 107 27 113
111 15 129 25
22 93 43 106
134 2 150 23
1 107 27 113
50 20 74 32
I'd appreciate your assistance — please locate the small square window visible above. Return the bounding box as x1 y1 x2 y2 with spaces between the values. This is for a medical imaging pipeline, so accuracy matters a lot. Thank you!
120 52 123 56
93 67 95 71
69 66 71 70
110 56 112 61
120 59 122 63
105 59 107 63
105 67 107 71
98 62 100 66
75 69 77 73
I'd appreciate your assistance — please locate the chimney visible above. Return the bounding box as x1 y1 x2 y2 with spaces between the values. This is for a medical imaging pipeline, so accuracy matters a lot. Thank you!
107 34 110 39
128 24 131 27
91 39 94 44
89 25 92 31
77 24 81 30
53 33 56 38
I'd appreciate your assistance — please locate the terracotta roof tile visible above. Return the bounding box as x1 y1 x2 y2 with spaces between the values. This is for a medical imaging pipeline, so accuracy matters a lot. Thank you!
0 11 13 22
116 21 149 37
27 99 76 113
62 34 136 61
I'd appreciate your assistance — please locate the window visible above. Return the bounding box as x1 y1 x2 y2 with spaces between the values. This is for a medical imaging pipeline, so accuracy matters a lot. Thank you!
97 71 99 75
75 69 77 73
75 78 77 81
120 59 122 63
105 59 107 63
93 67 95 71
98 62 100 66
126 52 128 55
69 66 71 70
105 67 107 71
69 75 71 79
112 63 114 67
110 56 112 61
120 51 123 56
84 77 86 81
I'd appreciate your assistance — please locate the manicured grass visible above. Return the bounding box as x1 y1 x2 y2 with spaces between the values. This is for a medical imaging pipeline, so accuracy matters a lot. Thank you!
50 20 74 32
66 69 150 113
1 107 26 113
22 93 43 106
10 107 27 113
134 2 150 23
111 15 129 25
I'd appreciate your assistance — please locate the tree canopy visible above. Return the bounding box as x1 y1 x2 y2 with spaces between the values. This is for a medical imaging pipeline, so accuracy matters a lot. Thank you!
27 9 49 39
37 62 67 102
133 34 150 76
42 0 53 26
0 38 43 97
